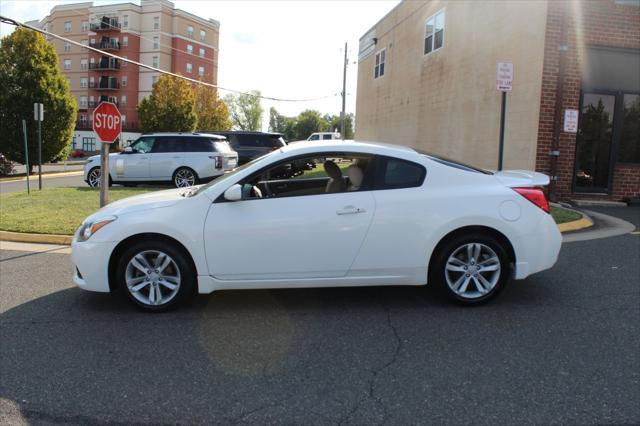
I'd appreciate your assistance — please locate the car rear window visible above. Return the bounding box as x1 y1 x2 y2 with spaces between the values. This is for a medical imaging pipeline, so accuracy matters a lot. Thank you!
380 157 426 189
236 134 284 149
183 137 215 152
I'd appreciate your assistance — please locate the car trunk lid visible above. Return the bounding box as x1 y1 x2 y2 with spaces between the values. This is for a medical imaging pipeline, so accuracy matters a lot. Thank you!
493 170 550 188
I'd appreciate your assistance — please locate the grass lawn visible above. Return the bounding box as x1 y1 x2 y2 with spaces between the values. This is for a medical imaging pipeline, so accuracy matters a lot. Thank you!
550 206 582 224
0 187 584 236
0 187 153 235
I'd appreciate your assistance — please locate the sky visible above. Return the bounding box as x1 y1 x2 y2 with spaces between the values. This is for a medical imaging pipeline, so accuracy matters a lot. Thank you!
0 0 400 123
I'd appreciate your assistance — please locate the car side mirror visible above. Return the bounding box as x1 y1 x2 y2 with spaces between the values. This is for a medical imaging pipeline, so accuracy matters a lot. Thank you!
223 184 243 201
124 146 133 153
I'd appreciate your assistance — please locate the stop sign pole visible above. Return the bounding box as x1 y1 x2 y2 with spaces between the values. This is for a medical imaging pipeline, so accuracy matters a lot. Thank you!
92 102 122 207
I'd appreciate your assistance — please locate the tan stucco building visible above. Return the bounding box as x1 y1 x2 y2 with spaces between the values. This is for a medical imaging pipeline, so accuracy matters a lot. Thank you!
355 0 639 201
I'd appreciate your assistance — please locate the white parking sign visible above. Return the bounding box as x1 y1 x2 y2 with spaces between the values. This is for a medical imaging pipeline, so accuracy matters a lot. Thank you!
496 62 513 91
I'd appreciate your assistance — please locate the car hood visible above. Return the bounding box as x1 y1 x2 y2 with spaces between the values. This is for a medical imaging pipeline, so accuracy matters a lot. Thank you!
86 153 121 163
88 187 190 220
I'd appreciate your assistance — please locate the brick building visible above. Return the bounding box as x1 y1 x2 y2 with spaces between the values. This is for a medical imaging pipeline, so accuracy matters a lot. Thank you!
29 0 219 151
355 0 639 202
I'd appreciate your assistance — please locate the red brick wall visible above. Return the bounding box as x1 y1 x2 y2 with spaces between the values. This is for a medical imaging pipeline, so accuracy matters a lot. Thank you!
535 0 640 201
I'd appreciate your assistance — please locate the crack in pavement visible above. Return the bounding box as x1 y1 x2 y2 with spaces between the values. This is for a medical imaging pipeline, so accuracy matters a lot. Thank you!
338 304 403 425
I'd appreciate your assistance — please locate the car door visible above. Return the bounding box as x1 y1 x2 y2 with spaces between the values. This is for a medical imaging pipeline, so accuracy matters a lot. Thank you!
203 153 377 280
148 137 184 180
116 137 154 180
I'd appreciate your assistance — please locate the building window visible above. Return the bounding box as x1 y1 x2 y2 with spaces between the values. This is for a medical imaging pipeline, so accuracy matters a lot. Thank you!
81 39 87 46
80 96 87 108
79 115 87 126
187 25 194 38
123 15 128 28
153 16 159 30
82 137 96 151
186 63 193 73
122 76 128 87
152 75 158 85
200 29 206 41
64 41 71 52
80 77 88 88
121 114 126 127
64 21 71 32
89 96 95 107
123 36 128 47
89 76 95 85
424 9 445 55
374 49 385 79
198 66 204 77
64 59 71 70
80 58 88 70
123 55 128 66
152 56 159 68
618 94 640 163
199 47 205 58
153 36 159 49
187 44 193 55
81 21 89 31
66 77 71 87
121 95 127 105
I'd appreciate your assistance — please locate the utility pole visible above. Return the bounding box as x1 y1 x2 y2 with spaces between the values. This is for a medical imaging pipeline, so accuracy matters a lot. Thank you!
340 42 347 140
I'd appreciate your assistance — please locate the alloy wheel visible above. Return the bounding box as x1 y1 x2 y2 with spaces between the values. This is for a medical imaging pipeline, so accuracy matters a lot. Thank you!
88 168 101 187
125 250 182 307
174 169 196 187
444 243 501 300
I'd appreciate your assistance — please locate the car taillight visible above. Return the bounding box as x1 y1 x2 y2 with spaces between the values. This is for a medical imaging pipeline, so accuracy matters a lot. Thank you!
215 156 222 169
512 187 550 213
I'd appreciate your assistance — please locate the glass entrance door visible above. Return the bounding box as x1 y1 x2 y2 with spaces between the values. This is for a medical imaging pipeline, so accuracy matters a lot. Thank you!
574 93 616 192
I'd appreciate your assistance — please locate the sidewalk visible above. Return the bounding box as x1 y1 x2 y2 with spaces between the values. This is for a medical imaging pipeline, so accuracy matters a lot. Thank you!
10 163 85 175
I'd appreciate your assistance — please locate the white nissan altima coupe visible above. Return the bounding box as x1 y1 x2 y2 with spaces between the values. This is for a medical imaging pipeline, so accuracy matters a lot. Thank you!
72 141 561 311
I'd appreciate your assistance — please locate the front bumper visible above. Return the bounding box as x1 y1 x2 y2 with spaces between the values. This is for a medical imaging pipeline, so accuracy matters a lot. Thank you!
71 239 119 292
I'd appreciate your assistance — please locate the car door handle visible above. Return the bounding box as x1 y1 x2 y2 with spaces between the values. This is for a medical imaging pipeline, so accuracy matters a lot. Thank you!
336 206 366 215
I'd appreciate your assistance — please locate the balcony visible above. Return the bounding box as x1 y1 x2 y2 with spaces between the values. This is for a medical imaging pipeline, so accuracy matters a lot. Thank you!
89 80 120 90
89 61 120 71
76 121 92 130
89 41 120 51
90 18 120 32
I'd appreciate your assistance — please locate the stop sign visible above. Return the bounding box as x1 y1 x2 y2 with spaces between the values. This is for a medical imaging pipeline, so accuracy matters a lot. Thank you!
92 102 122 143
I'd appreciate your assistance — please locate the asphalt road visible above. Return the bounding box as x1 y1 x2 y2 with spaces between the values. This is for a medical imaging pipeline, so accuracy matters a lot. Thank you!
0 174 85 194
1 207 639 425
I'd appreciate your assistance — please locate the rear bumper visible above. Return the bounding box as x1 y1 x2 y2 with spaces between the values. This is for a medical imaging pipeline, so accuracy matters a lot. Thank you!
513 214 562 279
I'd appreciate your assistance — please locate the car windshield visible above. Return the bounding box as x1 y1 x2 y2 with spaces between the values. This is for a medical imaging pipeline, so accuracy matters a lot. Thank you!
186 151 275 197
416 150 493 175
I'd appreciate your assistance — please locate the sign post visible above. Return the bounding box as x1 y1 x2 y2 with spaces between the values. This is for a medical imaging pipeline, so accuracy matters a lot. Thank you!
92 102 122 207
22 120 30 195
496 62 513 171
34 103 43 189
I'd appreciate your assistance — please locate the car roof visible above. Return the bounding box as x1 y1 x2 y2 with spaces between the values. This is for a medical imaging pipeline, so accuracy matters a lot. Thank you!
140 132 226 140
202 130 283 137
281 140 417 156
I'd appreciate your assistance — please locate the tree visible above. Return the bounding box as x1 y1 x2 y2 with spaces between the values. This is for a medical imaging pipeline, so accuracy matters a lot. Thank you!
325 113 354 139
137 75 197 132
294 110 328 140
0 28 77 168
194 84 232 131
224 90 263 131
268 107 297 141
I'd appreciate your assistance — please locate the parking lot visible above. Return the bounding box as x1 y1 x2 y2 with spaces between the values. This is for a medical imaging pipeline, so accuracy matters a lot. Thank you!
1 207 638 425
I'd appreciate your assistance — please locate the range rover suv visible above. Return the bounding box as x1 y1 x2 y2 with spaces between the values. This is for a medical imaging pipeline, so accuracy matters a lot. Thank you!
84 133 239 188
203 131 286 165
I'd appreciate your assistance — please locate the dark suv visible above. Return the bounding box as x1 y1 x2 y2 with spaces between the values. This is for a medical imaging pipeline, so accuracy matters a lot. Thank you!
205 131 286 165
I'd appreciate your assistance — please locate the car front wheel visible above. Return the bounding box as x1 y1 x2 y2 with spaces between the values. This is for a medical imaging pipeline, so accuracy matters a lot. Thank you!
116 240 196 312
173 167 198 188
432 233 510 305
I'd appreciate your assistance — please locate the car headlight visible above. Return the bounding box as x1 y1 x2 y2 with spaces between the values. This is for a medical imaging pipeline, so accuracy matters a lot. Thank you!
75 216 117 242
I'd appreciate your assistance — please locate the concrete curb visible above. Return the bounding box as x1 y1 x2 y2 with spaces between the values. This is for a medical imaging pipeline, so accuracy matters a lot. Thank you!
0 230 72 245
0 171 83 183
562 209 637 243
557 217 593 233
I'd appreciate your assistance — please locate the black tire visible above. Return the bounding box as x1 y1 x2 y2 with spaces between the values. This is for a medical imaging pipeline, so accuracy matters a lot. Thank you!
123 183 138 187
87 167 112 187
172 167 199 188
115 240 196 312
430 233 510 305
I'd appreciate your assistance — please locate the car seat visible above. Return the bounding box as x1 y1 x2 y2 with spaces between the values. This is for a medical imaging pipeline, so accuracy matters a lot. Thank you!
346 165 364 191
325 160 346 193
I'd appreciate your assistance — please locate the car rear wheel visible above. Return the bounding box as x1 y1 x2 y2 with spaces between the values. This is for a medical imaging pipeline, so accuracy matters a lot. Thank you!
173 167 198 188
116 240 196 312
432 233 510 305
87 167 112 187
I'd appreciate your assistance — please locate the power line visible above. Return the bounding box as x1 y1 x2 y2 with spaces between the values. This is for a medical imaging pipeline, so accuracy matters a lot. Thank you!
0 15 339 103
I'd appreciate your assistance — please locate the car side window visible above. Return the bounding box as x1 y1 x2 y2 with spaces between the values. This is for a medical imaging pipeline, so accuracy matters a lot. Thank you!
239 153 374 200
378 157 426 189
183 137 214 152
131 137 155 154
308 134 320 141
322 134 333 140
152 137 182 153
